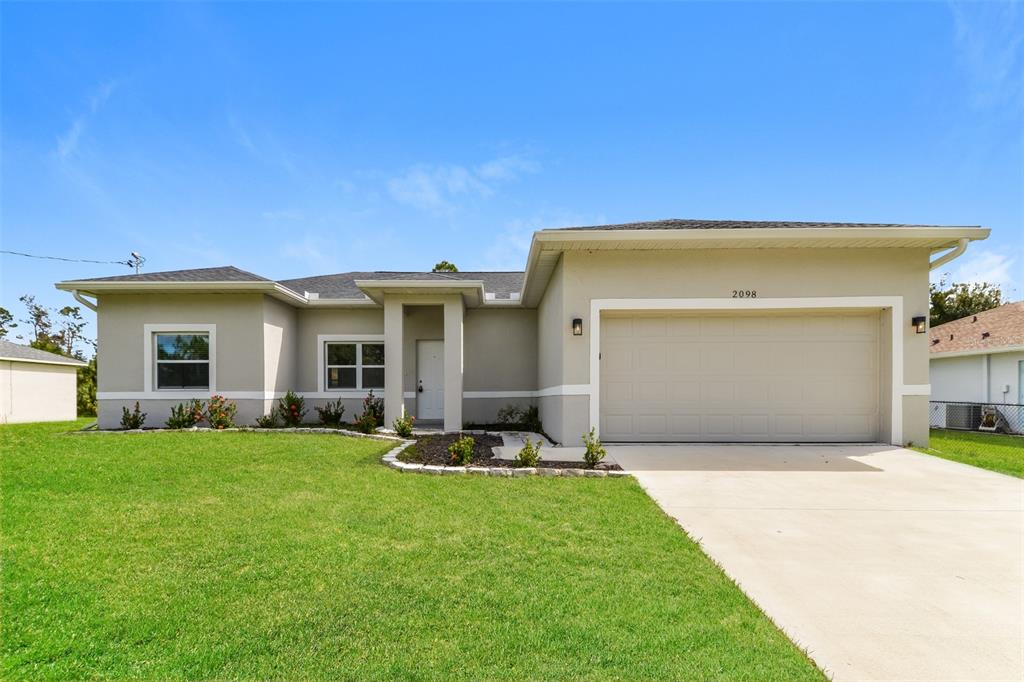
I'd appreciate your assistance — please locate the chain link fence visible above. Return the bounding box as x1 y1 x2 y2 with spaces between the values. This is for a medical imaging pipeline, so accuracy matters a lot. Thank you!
928 401 1024 435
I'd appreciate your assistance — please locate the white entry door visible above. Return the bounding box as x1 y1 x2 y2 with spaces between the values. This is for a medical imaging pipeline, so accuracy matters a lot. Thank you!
417 340 444 420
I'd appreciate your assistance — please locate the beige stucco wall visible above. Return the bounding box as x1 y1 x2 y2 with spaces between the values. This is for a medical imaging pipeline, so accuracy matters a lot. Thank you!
294 308 384 393
464 308 537 391
0 360 79 423
541 247 932 445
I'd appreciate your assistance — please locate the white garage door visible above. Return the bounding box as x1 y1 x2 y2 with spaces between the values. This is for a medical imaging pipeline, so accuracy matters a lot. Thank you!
599 311 881 442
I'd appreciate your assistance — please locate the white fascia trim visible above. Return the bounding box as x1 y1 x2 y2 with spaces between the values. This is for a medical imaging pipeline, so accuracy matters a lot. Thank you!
536 226 989 244
316 334 386 393
0 356 86 368
143 324 216 396
588 297 906 445
99 390 386 401
930 345 1024 360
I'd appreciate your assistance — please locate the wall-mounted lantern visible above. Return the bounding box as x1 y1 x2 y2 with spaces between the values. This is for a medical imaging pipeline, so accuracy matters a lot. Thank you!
912 316 927 334
572 318 583 336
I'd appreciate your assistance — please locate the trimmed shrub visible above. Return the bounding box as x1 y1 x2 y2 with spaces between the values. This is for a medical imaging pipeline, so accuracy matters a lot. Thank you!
361 390 385 427
278 390 306 426
393 413 415 438
166 399 205 429
255 411 278 428
582 428 607 469
448 435 475 466
354 411 378 434
120 402 146 430
515 438 541 467
206 395 237 429
316 398 346 427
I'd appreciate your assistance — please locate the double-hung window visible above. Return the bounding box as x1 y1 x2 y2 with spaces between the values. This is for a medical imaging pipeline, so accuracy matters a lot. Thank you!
155 333 211 389
325 341 385 390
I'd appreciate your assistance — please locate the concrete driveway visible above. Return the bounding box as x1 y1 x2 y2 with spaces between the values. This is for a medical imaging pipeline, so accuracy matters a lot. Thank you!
612 444 1023 681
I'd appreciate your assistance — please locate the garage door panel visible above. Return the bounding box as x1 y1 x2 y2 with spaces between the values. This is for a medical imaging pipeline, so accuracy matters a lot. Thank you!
601 312 880 442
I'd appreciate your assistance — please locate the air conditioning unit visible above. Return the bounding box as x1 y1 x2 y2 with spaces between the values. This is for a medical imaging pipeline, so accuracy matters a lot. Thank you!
945 403 982 430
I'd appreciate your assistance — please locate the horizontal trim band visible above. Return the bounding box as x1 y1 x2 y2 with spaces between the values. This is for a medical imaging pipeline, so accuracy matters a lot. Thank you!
901 384 931 396
100 385 593 401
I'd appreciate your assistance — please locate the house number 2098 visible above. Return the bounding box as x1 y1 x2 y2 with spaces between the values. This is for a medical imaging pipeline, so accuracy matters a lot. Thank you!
732 290 757 298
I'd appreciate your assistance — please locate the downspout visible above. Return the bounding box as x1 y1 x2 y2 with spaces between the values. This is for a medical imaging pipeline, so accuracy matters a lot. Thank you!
71 290 98 312
929 238 969 271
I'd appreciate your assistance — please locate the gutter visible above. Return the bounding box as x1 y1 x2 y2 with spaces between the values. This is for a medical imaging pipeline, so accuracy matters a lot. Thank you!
71 290 98 312
928 238 969 271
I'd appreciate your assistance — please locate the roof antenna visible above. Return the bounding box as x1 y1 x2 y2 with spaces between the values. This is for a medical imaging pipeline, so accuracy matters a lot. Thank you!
128 251 146 274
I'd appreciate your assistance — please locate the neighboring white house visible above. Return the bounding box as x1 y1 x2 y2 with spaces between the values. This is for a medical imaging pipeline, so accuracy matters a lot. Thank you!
929 301 1024 432
0 339 87 424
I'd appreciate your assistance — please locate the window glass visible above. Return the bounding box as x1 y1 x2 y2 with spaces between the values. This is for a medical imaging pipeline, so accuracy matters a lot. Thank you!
327 343 356 365
362 344 385 365
362 367 385 388
156 334 209 360
327 367 357 389
157 363 210 389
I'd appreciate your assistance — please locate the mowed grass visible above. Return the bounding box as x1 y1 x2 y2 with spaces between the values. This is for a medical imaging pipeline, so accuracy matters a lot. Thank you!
1 421 822 680
914 428 1024 478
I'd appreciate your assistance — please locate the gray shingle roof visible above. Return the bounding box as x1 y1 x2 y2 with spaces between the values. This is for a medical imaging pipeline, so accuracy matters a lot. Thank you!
279 272 525 299
547 218 978 231
73 266 270 283
0 339 87 366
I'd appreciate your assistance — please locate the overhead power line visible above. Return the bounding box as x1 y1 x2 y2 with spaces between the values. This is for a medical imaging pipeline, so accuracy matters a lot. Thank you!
1 249 141 270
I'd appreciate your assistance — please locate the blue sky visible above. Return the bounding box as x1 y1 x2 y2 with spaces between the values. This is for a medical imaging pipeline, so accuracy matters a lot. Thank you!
2 1 1021 347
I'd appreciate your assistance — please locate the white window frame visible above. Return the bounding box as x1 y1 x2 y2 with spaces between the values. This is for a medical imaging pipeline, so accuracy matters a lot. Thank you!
143 323 217 396
317 334 386 394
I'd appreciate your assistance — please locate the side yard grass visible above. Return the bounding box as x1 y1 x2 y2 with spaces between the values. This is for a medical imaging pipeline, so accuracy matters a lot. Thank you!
913 428 1024 478
1 421 821 680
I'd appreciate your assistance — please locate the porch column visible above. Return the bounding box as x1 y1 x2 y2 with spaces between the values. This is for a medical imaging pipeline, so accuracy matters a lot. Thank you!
384 295 404 427
443 296 464 431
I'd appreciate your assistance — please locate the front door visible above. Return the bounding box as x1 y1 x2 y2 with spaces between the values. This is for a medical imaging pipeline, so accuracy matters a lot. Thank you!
417 340 444 420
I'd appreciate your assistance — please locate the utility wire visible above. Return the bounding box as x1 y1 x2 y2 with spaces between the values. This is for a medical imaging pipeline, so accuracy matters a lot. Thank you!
0 249 134 267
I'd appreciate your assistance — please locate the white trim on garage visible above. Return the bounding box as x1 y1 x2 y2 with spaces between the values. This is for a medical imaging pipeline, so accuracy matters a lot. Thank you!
589 297 906 444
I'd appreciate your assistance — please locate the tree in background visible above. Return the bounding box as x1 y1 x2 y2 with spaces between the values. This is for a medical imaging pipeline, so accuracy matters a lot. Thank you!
929 276 1003 328
432 260 458 272
0 307 15 339
11 294 96 416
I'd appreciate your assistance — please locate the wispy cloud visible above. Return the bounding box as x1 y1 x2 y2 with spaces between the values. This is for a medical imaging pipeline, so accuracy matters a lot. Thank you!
56 80 117 159
282 232 333 270
478 210 596 270
933 247 1021 299
948 1 1023 111
386 154 541 214
227 113 297 175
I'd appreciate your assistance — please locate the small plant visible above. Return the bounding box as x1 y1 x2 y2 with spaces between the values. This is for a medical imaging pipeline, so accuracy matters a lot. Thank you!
166 399 205 429
496 404 525 426
354 411 378 434
120 402 146 430
522 405 542 433
582 428 607 469
448 435 475 466
316 398 346 427
206 395 237 429
255 411 278 428
515 437 541 467
361 390 385 427
393 413 415 438
278 390 306 426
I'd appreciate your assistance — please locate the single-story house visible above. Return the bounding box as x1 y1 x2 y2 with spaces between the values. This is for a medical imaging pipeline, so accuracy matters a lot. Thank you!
929 302 1024 432
0 339 87 424
55 219 988 445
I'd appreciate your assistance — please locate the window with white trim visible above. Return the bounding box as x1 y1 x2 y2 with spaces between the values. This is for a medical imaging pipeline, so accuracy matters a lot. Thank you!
325 342 385 390
155 333 210 389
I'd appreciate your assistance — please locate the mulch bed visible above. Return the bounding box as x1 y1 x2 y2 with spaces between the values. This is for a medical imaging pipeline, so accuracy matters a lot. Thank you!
398 433 622 471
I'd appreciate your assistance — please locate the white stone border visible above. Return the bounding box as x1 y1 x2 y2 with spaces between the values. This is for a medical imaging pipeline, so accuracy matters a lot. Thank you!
381 432 632 479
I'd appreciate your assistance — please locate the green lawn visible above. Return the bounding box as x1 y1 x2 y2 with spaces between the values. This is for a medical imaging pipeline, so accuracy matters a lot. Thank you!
914 428 1024 478
1 421 822 680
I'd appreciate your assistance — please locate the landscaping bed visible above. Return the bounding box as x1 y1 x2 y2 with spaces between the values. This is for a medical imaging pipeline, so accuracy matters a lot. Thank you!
399 432 623 471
